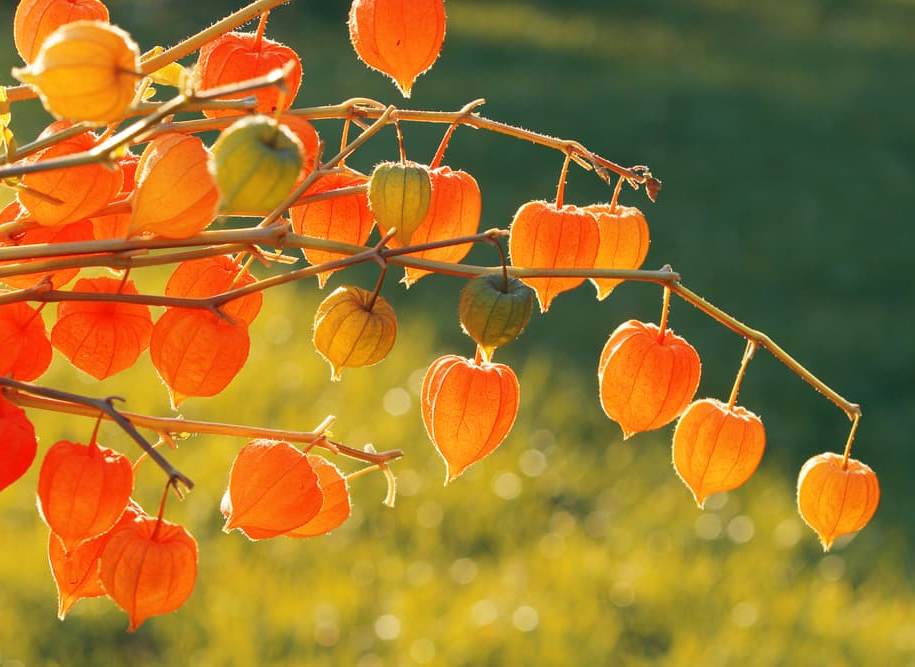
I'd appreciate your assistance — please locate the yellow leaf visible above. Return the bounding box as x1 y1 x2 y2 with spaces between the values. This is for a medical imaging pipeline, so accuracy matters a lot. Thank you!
143 46 187 89
150 62 187 88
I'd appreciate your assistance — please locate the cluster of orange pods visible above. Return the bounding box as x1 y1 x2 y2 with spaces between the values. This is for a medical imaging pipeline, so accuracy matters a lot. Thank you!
596 315 879 551
29 424 196 631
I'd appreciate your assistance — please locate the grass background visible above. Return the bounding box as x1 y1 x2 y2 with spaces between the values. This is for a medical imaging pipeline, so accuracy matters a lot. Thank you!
1 0 913 664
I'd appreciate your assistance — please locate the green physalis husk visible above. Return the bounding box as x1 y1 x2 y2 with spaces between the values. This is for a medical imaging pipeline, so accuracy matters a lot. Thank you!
367 160 432 244
211 115 303 215
459 273 534 361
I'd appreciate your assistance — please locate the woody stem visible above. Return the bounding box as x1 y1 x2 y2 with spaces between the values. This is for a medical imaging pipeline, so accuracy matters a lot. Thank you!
0 377 194 491
2 386 403 467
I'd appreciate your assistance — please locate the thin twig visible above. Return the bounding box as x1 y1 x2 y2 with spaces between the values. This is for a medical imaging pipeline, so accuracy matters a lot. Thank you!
3 388 404 466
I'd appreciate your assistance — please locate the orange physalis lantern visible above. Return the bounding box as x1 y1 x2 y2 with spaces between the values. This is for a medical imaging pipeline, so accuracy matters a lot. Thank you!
797 452 880 551
421 354 520 483
312 286 398 381
164 255 262 325
19 127 123 227
150 309 250 408
90 153 138 240
289 169 373 288
51 277 153 379
222 440 323 539
389 165 481 287
37 439 134 553
598 319 701 439
0 208 94 288
349 0 446 97
0 395 38 493
672 399 766 507
14 20 140 124
130 134 220 239
586 203 650 301
197 31 302 118
0 302 53 381
509 200 600 312
287 455 351 538
48 500 143 619
14 0 110 63
99 515 198 631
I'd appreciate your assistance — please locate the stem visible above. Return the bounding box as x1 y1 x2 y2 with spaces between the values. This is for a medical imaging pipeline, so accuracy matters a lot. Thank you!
89 411 104 448
555 151 572 208
657 285 671 341
254 11 270 50
366 264 388 312
0 226 285 262
609 175 625 212
117 267 132 293
727 340 757 410
430 123 457 170
394 119 406 162
151 478 175 540
841 415 861 469
429 98 486 169
346 463 385 482
0 244 288 281
486 234 510 292
0 378 194 491
338 118 351 166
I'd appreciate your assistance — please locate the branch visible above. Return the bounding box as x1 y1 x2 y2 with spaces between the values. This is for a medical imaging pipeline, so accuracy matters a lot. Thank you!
0 226 286 262
4 385 403 466
153 98 661 200
0 244 295 282
0 178 362 241
0 377 194 491
0 220 860 436
0 68 290 181
668 280 862 420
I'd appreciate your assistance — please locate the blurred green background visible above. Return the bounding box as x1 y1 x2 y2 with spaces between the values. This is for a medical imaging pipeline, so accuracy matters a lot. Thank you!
1 0 913 665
